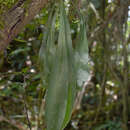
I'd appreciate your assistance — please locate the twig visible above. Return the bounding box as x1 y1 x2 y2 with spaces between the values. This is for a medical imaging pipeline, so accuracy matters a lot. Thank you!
0 115 25 130
23 76 32 130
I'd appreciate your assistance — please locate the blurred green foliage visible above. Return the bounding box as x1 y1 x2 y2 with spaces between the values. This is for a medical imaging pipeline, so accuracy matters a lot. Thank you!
0 0 18 15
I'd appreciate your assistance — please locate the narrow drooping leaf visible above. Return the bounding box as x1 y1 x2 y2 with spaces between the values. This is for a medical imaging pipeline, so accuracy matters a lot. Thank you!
60 3 76 129
75 16 90 87
39 8 56 85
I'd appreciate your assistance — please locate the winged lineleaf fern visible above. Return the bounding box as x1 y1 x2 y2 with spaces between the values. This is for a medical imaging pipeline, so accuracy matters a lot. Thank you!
39 2 89 130
40 2 76 130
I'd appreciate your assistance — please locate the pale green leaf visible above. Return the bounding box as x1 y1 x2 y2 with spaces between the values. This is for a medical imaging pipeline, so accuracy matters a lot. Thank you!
75 16 90 87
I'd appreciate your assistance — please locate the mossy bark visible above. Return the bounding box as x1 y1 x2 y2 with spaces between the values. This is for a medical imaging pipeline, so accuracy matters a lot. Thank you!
0 0 48 52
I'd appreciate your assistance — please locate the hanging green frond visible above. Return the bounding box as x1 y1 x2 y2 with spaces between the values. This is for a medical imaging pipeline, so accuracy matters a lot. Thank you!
75 16 90 87
39 7 56 86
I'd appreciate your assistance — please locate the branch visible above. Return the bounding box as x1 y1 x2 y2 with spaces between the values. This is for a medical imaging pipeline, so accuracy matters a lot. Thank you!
0 115 25 130
0 0 48 52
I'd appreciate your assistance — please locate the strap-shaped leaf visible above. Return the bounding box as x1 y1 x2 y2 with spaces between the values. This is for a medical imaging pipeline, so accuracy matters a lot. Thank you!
60 3 76 129
39 8 56 85
75 16 90 87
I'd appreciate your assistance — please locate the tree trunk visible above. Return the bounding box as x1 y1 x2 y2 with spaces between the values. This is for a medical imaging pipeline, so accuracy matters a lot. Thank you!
0 0 48 52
